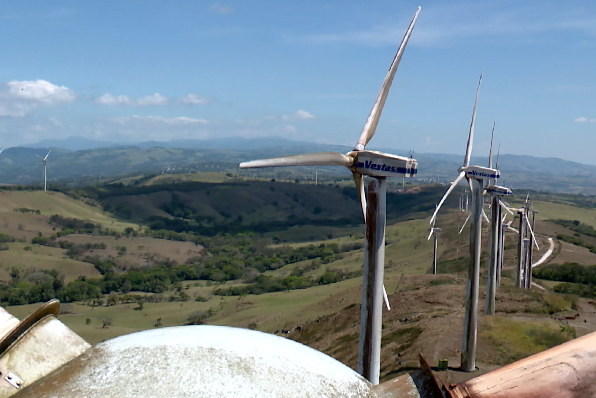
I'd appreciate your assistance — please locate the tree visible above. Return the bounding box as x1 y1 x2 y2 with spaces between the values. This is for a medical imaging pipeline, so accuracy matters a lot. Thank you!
99 317 113 329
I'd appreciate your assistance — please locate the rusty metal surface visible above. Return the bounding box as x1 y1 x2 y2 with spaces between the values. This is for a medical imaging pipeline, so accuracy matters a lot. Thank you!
446 329 596 397
17 325 376 398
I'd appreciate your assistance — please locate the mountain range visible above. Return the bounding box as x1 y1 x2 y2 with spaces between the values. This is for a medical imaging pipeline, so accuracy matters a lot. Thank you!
5 136 596 194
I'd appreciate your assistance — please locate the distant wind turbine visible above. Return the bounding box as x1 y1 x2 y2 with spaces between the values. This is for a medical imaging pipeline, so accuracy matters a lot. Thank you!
483 126 513 315
239 7 421 385
36 150 51 192
429 71 500 372
427 205 441 275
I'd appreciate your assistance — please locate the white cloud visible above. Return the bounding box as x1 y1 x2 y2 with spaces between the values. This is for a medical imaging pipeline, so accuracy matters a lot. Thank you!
48 116 63 126
182 93 210 105
574 117 595 123
0 79 75 117
96 92 214 107
300 4 596 47
7 79 75 104
0 102 36 117
112 115 207 125
137 93 168 106
423 136 442 148
96 93 132 105
96 92 169 106
281 110 315 121
209 2 234 14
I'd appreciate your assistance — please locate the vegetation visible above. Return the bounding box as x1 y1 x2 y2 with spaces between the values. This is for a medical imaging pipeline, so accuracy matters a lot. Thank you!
549 219 596 237
555 234 596 254
533 262 596 298
213 268 361 296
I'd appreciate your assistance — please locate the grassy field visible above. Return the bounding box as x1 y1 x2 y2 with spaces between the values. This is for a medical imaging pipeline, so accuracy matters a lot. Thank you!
0 191 138 231
2 185 596 382
0 242 100 282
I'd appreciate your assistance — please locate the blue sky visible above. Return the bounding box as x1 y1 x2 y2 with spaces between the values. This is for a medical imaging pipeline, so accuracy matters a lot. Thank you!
0 1 595 164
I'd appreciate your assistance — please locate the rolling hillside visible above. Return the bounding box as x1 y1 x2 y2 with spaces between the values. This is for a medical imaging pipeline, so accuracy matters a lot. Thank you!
3 137 596 193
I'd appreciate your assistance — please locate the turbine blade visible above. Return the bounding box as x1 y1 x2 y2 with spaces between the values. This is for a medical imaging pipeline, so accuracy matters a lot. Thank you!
498 199 514 215
427 228 434 241
44 150 51 160
239 152 353 169
353 172 367 222
463 70 483 168
482 208 490 223
495 143 501 170
383 285 391 311
488 121 495 168
36 154 43 160
0 148 4 156
506 226 519 233
459 212 471 234
525 214 540 250
430 171 466 225
354 7 421 151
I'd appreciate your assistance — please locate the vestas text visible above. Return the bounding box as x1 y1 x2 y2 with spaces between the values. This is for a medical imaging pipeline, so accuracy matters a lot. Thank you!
357 160 416 174
467 170 498 178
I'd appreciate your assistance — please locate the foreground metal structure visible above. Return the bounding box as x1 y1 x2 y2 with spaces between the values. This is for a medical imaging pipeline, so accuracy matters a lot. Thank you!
238 7 420 384
2 299 596 397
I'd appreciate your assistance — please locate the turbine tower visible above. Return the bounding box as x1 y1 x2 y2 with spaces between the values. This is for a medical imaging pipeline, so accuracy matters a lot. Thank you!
427 225 441 274
238 7 421 385
36 150 51 192
427 205 441 275
515 198 539 289
430 71 499 372
484 125 513 315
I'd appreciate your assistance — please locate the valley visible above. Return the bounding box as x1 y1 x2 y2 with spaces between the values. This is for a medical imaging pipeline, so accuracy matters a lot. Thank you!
1 175 596 380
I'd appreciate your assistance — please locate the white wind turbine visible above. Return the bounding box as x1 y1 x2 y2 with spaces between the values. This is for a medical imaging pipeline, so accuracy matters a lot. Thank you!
36 150 51 192
239 7 421 385
429 71 500 372
516 198 539 289
483 126 514 315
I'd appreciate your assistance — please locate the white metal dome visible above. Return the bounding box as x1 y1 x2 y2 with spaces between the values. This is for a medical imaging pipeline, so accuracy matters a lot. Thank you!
17 325 375 398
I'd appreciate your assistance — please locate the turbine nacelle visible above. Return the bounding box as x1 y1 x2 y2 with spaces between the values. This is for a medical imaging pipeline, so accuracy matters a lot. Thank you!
354 151 417 178
485 184 512 196
462 165 499 180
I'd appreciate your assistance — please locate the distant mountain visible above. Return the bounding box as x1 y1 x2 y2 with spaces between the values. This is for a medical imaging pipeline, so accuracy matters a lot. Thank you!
7 138 596 194
26 137 119 151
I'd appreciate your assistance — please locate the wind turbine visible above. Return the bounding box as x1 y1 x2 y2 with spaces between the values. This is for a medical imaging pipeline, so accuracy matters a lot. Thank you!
515 198 539 289
427 205 441 275
483 127 513 315
36 150 51 192
428 224 441 275
429 71 499 372
239 8 420 385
